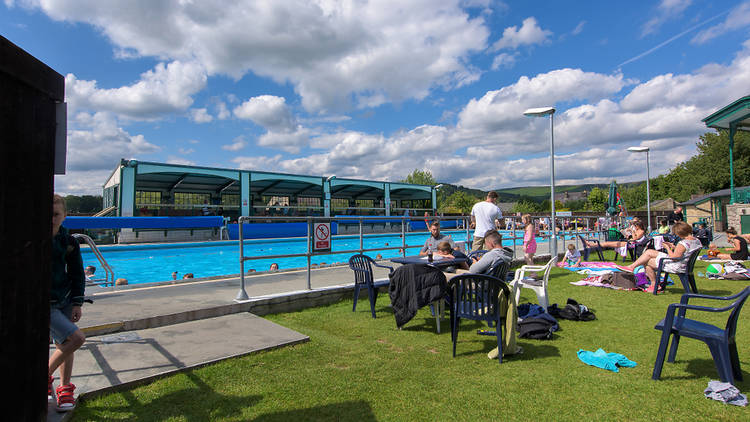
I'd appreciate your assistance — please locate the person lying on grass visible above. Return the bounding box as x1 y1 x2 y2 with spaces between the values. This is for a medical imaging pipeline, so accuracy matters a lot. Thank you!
623 221 702 292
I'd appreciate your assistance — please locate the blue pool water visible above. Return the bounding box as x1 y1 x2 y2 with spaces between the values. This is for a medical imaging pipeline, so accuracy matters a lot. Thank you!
82 230 544 285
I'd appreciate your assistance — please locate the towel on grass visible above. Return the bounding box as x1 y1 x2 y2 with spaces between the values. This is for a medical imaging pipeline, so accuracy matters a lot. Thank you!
577 348 636 372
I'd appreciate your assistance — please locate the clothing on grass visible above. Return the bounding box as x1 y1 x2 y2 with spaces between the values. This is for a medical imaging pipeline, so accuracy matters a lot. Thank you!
577 348 637 372
704 381 747 406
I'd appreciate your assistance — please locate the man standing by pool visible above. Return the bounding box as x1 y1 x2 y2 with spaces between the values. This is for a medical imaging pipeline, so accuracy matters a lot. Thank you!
419 220 455 255
470 191 502 251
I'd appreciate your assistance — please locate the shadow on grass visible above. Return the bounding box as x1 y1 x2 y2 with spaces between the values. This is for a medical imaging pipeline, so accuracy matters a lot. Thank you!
251 400 376 422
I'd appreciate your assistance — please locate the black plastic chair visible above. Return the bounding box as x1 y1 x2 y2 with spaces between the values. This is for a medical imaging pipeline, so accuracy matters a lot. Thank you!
577 234 604 261
448 273 511 364
652 286 750 383
348 254 394 318
652 248 702 295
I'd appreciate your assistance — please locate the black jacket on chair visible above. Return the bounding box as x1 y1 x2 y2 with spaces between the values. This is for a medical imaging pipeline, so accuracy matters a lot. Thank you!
388 264 447 328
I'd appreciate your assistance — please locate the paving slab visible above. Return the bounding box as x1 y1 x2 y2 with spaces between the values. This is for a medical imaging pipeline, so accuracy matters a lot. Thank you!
48 312 308 420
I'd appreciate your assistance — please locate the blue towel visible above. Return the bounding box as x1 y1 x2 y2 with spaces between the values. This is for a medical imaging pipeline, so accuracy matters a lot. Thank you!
577 348 637 372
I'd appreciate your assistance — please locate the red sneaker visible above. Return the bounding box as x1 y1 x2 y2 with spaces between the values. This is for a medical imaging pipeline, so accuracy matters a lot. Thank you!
48 376 54 402
55 383 76 412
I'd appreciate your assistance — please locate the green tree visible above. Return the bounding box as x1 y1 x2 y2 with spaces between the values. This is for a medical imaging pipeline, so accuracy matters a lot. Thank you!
441 191 479 214
401 169 436 186
512 199 541 214
586 187 607 212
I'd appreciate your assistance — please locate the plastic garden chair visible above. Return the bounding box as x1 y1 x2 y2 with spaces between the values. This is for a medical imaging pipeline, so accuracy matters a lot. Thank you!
652 286 750 383
652 248 702 295
447 273 511 363
577 234 605 261
510 257 556 310
348 254 393 318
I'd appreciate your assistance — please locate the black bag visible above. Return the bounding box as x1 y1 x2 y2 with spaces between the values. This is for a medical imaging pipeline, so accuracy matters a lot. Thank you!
548 298 596 321
518 317 556 339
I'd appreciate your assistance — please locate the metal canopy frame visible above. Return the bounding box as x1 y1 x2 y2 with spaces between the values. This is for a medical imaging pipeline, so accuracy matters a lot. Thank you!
703 95 750 204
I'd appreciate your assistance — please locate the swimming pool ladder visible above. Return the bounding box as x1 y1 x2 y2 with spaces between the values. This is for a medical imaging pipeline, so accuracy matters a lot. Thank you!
72 233 115 287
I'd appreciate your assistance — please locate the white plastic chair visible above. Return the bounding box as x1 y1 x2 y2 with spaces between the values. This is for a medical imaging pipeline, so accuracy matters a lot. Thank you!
510 257 556 310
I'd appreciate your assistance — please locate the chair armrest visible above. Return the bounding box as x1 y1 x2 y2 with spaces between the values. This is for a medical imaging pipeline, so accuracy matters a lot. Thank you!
372 262 394 274
519 265 546 272
669 302 738 314
680 288 749 304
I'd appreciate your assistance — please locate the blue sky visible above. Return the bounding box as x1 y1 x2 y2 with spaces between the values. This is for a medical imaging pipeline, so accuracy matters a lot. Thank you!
3 0 750 195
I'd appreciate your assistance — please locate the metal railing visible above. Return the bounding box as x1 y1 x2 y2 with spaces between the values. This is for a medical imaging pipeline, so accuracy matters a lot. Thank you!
72 233 115 287
233 214 607 302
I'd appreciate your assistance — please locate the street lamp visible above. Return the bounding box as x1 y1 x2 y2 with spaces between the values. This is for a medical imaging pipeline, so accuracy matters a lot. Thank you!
627 146 651 233
523 106 557 258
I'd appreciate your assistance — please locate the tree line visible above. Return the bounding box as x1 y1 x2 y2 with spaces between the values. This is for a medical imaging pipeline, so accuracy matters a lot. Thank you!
403 129 750 214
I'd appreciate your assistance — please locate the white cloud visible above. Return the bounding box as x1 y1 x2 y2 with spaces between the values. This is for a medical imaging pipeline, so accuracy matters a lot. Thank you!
572 21 586 36
491 52 517 70
222 135 248 151
64 112 160 172
26 0 489 112
189 108 213 123
642 0 692 37
234 95 311 153
692 1 750 45
65 61 207 120
492 17 552 50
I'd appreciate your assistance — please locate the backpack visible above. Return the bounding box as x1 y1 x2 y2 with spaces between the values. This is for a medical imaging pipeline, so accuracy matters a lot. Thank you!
518 317 556 339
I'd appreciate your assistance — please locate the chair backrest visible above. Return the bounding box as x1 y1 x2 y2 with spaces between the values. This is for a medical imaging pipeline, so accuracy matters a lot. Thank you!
448 274 510 323
348 254 374 285
725 286 750 339
541 257 555 283
488 260 510 281
685 247 702 273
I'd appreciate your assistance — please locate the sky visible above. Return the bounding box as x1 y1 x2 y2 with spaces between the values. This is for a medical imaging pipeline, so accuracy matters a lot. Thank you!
3 0 750 195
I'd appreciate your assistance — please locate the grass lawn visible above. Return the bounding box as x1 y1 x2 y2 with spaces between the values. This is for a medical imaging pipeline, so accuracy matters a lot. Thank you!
74 253 748 421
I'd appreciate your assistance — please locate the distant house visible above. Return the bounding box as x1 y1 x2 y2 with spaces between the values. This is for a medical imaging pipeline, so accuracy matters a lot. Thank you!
555 191 588 203
647 198 676 211
679 186 750 231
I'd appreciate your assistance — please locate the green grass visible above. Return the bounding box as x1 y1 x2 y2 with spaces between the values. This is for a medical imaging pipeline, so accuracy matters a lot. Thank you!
74 253 749 421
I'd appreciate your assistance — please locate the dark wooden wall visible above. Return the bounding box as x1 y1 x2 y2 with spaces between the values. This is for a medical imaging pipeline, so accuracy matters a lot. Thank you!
1 35 64 421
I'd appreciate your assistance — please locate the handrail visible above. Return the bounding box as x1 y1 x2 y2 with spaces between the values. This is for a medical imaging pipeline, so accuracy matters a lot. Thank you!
72 233 115 287
233 214 606 302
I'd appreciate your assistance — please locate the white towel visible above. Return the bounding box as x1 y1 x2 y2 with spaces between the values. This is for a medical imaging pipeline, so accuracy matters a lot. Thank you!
616 246 627 257
653 236 663 250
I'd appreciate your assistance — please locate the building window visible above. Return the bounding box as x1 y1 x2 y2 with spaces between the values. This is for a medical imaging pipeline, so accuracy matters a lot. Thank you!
221 194 240 206
136 191 161 205
174 192 210 207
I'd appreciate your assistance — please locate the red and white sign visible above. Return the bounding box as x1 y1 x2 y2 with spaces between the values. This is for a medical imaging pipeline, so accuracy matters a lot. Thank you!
313 222 331 251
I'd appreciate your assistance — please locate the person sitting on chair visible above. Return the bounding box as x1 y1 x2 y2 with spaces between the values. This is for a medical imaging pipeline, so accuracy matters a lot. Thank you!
419 219 455 255
623 221 702 292
585 220 647 250
716 227 748 261
467 230 512 275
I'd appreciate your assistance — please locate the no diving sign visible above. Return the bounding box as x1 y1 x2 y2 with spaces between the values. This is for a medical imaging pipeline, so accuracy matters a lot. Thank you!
313 222 331 252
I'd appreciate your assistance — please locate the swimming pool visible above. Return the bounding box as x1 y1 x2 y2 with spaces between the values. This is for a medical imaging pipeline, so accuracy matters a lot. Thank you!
81 230 549 285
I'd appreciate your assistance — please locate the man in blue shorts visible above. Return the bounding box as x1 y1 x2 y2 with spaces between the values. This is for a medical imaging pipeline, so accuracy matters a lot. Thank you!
49 195 86 412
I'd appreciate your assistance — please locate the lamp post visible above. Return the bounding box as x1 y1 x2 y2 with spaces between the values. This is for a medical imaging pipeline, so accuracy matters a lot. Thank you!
627 146 651 232
523 107 557 259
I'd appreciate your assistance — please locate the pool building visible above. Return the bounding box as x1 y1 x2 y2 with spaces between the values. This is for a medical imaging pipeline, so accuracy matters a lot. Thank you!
99 159 440 242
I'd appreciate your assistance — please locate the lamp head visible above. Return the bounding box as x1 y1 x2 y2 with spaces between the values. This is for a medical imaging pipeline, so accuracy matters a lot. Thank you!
326 175 336 182
434 184 444 189
627 146 650 153
523 107 555 117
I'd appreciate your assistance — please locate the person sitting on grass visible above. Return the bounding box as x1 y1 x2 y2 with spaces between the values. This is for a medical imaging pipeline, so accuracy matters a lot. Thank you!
49 194 86 412
623 221 702 292
715 227 748 261
558 244 582 267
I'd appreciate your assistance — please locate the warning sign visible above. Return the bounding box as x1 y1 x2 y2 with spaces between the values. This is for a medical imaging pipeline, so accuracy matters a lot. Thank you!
313 222 331 252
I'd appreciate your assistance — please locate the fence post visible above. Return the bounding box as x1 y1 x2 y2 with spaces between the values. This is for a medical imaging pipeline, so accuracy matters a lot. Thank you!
235 217 249 301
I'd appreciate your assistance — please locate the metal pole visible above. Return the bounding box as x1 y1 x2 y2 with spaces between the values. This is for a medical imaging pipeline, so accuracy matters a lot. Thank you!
549 113 557 259
401 216 406 256
235 218 249 301
646 150 652 233
306 217 312 290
